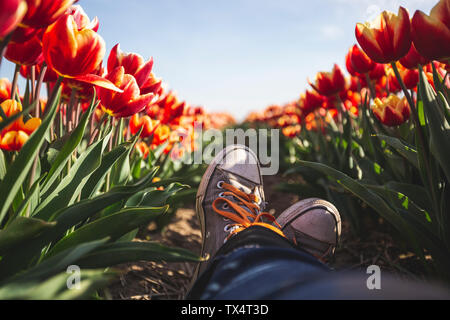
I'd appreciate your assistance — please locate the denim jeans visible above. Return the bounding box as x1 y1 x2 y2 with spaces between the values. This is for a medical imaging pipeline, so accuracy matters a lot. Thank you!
187 226 450 300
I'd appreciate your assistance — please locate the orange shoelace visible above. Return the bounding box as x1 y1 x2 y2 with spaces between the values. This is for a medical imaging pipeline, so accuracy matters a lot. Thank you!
212 182 286 240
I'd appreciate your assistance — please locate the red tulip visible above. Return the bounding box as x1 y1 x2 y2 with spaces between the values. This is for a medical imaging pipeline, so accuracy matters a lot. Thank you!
371 94 411 126
97 66 154 118
42 12 120 92
356 7 411 63
399 43 430 69
5 35 43 66
43 13 104 78
309 64 346 97
0 79 12 104
412 0 450 61
299 90 324 115
348 45 376 74
0 0 27 39
369 63 386 80
107 44 154 90
22 0 76 29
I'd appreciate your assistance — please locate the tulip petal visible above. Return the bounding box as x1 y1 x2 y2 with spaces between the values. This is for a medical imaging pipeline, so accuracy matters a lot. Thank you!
134 58 154 89
412 9 450 60
75 74 124 92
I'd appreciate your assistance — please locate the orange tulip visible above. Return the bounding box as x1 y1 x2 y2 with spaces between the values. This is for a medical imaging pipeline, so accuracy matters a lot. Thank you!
0 0 27 39
97 66 154 118
356 7 411 63
152 124 171 146
129 114 160 138
0 99 41 151
309 64 346 97
412 0 450 61
136 142 150 159
5 35 43 66
282 125 301 138
399 43 430 69
371 94 411 126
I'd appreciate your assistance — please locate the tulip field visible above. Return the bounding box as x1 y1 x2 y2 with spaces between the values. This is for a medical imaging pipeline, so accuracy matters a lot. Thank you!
0 0 449 300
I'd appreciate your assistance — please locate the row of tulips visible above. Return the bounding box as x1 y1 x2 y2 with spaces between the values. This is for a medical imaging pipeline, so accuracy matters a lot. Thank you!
0 0 235 299
246 0 450 282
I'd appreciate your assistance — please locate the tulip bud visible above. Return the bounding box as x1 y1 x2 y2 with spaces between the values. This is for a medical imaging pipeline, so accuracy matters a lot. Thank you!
371 94 411 126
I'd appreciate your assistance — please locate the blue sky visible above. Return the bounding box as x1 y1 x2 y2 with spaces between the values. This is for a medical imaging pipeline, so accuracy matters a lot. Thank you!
1 0 437 120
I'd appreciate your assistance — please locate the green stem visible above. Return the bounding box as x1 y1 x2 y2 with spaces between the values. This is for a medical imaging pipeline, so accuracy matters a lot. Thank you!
10 64 20 100
364 73 376 99
34 64 47 118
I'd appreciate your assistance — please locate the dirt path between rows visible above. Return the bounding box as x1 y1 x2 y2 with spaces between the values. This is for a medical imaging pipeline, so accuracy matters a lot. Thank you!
108 175 425 300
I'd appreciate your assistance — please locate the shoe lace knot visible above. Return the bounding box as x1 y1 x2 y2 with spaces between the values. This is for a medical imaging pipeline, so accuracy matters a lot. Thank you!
212 182 286 240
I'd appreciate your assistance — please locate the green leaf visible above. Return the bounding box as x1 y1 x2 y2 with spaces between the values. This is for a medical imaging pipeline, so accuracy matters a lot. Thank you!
0 269 114 300
34 131 112 221
40 96 97 195
47 206 168 257
418 70 450 182
80 142 132 200
376 134 419 169
298 160 422 250
0 150 6 181
0 217 55 254
76 241 202 268
110 130 140 187
0 172 158 280
138 183 189 207
9 238 109 283
0 87 61 225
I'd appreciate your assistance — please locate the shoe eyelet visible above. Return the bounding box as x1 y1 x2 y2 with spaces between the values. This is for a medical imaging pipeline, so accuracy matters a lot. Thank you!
222 203 229 210
217 181 224 189
218 192 225 198
224 224 233 232
223 217 231 222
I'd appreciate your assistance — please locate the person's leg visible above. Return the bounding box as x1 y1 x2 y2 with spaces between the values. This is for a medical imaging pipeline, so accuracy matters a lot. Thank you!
188 144 341 299
187 226 331 299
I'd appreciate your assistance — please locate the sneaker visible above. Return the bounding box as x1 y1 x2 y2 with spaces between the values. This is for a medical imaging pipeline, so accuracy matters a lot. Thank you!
276 198 341 261
193 145 285 280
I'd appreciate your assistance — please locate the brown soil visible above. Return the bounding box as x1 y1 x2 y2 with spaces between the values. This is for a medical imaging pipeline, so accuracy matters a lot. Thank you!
108 175 426 300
